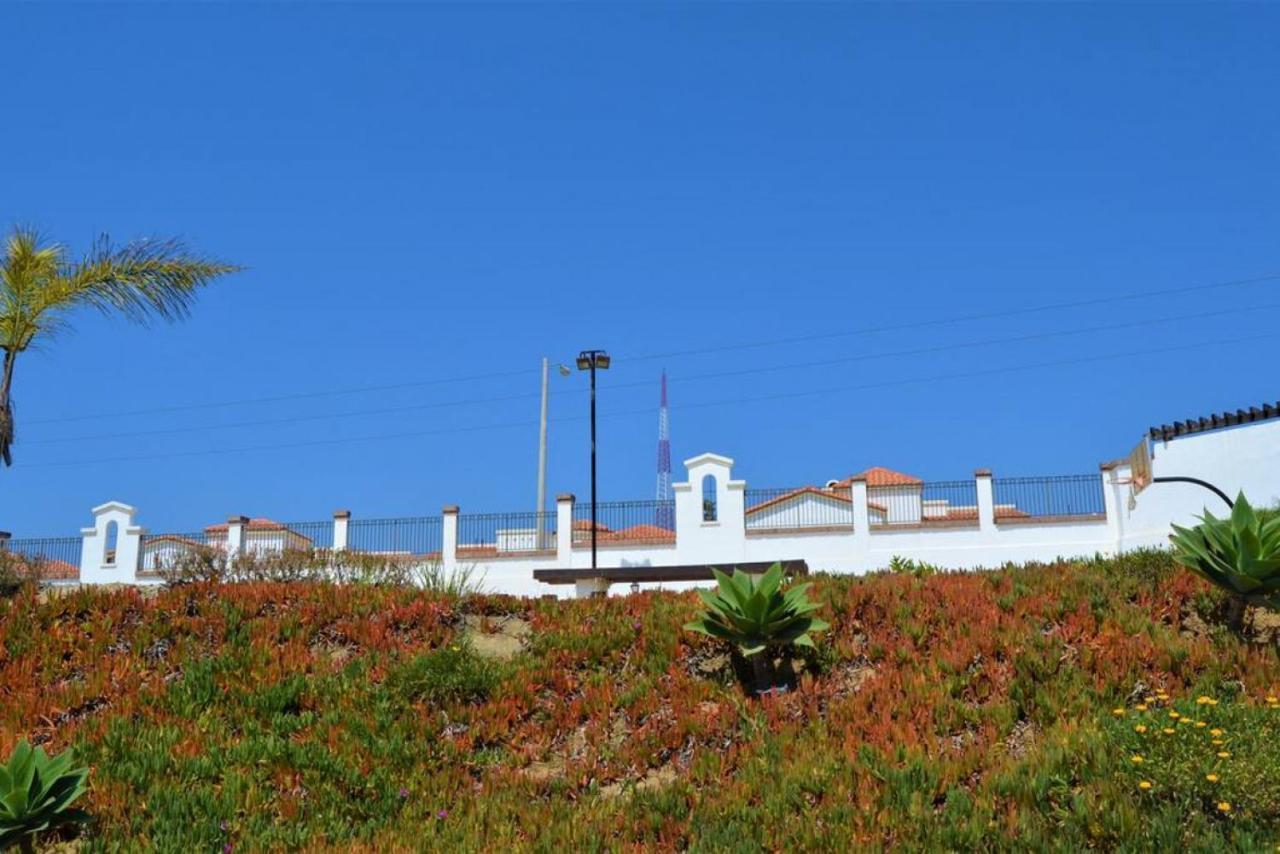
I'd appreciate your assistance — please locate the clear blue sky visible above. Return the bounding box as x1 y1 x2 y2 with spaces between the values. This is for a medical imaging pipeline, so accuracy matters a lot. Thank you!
2 3 1278 536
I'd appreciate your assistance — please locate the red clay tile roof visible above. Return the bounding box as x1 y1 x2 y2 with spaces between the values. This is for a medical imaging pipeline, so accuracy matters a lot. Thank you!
142 534 212 549
4 557 78 581
851 467 923 487
203 518 292 534
746 487 887 516
746 487 851 515
201 519 313 545
600 524 675 543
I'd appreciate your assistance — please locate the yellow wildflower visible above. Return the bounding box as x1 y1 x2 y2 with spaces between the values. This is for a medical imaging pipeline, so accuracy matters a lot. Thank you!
1138 781 1152 790
1131 755 1144 764
1217 751 1231 759
1169 711 1180 719
1161 727 1175 735
1267 696 1277 703
1218 801 1232 813
1135 704 1148 711
1196 696 1212 705
1210 728 1224 737
1206 774 1219 782
1156 692 1169 700
1212 739 1225 746
1195 721 1207 728
1134 725 1147 734
1112 707 1126 717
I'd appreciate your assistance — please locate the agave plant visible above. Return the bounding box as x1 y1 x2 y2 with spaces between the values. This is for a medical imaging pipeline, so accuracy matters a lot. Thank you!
0 740 90 851
1170 492 1280 627
684 563 828 693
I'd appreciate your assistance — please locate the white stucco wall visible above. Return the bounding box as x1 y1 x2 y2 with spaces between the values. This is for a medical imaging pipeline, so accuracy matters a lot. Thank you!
61 413 1280 597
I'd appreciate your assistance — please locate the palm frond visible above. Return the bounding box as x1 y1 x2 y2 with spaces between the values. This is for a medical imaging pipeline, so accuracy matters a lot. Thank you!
47 235 242 323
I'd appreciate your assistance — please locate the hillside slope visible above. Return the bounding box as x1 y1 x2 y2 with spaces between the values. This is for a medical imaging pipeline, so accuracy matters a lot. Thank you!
3 552 1280 851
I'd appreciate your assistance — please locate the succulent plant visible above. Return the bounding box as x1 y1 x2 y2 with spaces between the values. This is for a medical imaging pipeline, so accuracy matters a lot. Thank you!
1170 492 1280 619
0 740 90 851
684 563 828 692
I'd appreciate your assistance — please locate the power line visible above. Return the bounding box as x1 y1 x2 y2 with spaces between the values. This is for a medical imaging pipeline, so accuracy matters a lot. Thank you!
19 329 1277 469
24 300 1280 446
612 273 1280 365
23 271 1280 427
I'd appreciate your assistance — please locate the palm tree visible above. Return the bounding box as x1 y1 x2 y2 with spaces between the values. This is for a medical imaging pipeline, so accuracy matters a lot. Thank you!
0 227 239 466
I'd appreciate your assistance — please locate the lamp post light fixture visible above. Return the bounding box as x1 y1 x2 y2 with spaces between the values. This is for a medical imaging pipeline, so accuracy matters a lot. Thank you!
576 349 610 568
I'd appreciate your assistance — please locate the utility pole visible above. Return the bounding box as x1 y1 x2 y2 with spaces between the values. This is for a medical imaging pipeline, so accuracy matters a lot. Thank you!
536 358 551 549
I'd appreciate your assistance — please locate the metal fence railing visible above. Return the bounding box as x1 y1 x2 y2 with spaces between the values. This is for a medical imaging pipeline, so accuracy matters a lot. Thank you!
457 511 557 556
346 516 443 557
573 500 677 546
744 487 853 531
869 480 981 527
2 537 83 575
279 520 335 551
138 531 220 573
992 475 1105 520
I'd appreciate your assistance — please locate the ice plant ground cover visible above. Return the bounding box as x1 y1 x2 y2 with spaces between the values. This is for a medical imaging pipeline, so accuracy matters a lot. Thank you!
4 552 1280 850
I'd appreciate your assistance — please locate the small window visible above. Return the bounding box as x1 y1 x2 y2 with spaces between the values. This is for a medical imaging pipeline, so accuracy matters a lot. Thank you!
702 474 718 522
104 520 119 565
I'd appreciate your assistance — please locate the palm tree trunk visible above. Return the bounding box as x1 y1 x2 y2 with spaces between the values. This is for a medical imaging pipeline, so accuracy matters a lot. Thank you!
0 347 15 467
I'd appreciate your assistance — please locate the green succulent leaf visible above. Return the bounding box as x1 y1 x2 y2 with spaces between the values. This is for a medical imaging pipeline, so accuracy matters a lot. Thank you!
1170 492 1280 605
0 741 90 847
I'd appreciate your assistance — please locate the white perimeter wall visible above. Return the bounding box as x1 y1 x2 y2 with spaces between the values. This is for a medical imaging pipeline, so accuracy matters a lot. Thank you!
67 417 1280 597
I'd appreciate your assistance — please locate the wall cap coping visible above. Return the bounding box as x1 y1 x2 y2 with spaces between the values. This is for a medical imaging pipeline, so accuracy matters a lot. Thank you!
442 505 460 514
683 452 735 469
332 509 351 519
973 468 993 477
227 515 249 525
0 531 9 541
91 501 136 515
556 493 575 503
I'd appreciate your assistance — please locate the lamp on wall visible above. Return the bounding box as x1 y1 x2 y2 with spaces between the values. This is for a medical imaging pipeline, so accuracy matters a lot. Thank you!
576 349 610 569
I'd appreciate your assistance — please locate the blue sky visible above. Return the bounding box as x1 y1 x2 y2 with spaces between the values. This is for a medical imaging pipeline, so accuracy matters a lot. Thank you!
2 3 1278 536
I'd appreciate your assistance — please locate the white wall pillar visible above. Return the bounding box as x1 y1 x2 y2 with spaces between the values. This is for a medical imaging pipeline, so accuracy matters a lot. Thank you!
80 501 142 585
226 516 248 558
555 494 574 566
975 469 995 533
332 510 350 551
849 476 873 568
1100 463 1125 554
850 476 871 534
673 453 748 566
442 505 459 571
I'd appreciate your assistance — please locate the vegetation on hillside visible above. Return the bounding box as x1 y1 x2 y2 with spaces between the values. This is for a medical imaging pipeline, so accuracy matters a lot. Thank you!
2 551 1280 850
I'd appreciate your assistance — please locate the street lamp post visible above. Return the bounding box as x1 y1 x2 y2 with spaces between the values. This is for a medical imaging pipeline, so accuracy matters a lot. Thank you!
576 349 610 569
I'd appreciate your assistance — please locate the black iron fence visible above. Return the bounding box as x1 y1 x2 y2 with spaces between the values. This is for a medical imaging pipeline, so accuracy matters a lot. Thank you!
572 500 676 546
279 520 335 551
2 536 83 572
457 511 557 556
744 487 854 531
346 516 443 556
992 475 1105 520
869 480 980 527
138 531 220 573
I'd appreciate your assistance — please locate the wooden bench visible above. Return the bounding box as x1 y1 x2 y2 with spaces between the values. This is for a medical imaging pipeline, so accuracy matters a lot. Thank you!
533 559 808 591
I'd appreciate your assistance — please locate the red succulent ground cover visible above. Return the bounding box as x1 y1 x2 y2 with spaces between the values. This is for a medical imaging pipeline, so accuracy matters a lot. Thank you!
3 551 1280 850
